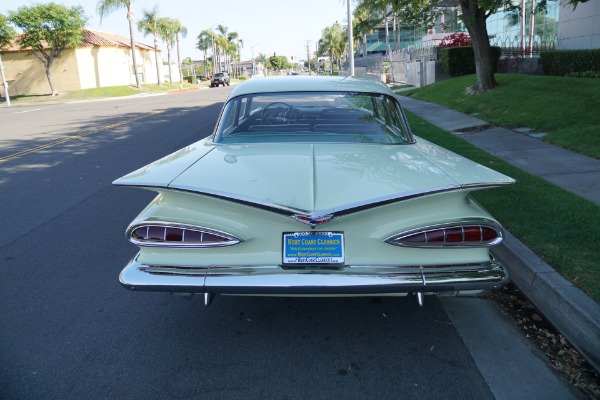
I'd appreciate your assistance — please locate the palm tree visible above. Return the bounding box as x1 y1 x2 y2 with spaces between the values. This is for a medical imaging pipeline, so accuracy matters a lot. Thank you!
137 6 161 85
157 17 176 84
196 30 213 76
182 56 194 78
319 23 346 74
226 31 242 78
358 0 392 57
215 25 229 73
171 19 187 84
354 4 379 56
97 0 141 88
234 37 244 78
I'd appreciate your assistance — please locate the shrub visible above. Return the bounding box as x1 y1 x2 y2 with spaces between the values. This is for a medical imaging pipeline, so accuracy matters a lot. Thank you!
441 46 502 77
541 49 600 76
565 71 600 79
439 32 472 48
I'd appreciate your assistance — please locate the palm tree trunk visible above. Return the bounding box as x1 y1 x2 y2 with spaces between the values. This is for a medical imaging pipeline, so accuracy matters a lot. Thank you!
176 34 183 84
127 4 141 88
153 36 160 85
167 42 173 84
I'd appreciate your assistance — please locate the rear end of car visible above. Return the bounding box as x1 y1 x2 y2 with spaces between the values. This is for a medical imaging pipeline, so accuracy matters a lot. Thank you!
115 76 515 306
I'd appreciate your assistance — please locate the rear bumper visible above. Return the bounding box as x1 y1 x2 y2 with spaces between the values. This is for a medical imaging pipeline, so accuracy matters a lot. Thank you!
119 255 509 296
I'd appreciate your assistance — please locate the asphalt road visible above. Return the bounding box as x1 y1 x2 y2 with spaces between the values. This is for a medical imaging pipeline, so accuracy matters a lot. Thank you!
0 88 581 400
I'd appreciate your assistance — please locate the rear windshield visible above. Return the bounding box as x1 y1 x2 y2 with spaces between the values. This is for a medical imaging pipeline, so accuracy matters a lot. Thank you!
213 91 414 144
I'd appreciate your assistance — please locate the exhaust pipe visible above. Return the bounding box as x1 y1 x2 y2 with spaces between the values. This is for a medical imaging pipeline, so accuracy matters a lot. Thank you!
204 292 214 307
416 292 424 307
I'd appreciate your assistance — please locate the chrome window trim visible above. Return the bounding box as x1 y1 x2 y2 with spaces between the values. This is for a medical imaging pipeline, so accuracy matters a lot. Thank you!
126 221 242 248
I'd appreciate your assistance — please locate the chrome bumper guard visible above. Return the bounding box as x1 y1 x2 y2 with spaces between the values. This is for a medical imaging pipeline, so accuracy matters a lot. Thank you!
119 255 509 295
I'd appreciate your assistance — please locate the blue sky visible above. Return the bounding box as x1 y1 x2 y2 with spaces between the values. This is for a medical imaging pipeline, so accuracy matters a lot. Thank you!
2 0 350 62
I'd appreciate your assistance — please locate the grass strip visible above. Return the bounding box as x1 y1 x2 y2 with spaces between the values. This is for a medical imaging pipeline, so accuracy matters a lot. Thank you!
402 74 600 160
4 83 201 104
406 111 600 303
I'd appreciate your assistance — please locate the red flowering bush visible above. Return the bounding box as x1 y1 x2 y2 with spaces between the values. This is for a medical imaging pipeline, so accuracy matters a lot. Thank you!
439 32 472 48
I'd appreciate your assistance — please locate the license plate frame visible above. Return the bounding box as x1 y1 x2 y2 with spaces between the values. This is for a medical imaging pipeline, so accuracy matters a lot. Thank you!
282 231 344 266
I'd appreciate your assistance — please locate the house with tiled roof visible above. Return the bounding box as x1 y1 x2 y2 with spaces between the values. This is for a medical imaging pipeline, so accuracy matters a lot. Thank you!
1 29 162 96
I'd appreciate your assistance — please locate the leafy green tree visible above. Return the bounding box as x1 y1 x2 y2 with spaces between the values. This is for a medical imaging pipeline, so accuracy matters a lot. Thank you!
97 0 141 88
0 13 14 47
138 6 161 85
268 55 289 73
8 3 87 96
0 13 16 104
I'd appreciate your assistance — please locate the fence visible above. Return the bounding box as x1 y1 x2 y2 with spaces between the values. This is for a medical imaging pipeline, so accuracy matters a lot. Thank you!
342 46 443 87
343 37 557 86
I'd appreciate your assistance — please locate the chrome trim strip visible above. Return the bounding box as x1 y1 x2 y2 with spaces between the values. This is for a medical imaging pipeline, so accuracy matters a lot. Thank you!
126 220 242 248
461 181 516 189
119 255 509 295
130 184 467 220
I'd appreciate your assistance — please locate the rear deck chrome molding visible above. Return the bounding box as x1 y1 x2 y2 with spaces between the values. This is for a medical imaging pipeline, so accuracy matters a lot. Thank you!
119 255 508 295
130 183 510 223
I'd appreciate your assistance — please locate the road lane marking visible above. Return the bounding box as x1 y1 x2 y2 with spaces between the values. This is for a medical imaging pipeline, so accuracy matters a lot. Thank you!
0 111 164 163
13 108 42 114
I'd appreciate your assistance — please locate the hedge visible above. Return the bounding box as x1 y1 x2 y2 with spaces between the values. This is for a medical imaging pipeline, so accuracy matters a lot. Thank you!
441 46 502 77
540 49 600 76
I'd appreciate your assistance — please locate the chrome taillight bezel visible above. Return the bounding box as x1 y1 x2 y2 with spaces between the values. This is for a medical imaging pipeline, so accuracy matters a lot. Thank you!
126 221 242 248
385 220 503 248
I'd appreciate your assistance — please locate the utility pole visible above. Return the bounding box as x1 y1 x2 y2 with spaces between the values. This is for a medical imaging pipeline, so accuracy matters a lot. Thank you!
305 40 312 75
346 0 355 76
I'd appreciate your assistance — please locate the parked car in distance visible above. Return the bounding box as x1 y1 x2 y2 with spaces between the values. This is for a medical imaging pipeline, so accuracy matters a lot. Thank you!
211 72 230 87
114 76 515 307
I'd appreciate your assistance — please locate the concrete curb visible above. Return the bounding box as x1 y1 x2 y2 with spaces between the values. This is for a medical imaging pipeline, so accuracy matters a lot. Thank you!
167 87 201 94
395 93 600 373
492 232 600 372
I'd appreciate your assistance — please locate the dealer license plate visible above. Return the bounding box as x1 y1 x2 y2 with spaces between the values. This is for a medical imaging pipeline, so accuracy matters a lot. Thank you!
283 232 344 265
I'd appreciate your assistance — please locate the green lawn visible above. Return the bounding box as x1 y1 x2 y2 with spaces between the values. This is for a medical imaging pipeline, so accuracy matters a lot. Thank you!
4 82 201 104
402 74 600 160
407 112 600 303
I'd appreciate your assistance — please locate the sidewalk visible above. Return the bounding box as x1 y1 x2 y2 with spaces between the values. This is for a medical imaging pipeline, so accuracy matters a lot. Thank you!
397 94 600 372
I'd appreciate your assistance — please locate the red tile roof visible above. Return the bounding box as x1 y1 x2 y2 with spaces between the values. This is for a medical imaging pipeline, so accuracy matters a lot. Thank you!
3 28 156 52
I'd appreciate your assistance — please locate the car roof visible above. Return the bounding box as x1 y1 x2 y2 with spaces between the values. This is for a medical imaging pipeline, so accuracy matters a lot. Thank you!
229 76 394 98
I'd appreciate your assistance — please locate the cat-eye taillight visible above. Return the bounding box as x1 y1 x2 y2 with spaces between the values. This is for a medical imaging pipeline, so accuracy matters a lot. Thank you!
127 223 241 248
386 222 502 248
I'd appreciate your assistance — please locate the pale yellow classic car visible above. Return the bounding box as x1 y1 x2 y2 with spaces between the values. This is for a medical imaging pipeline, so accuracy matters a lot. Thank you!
114 76 515 306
